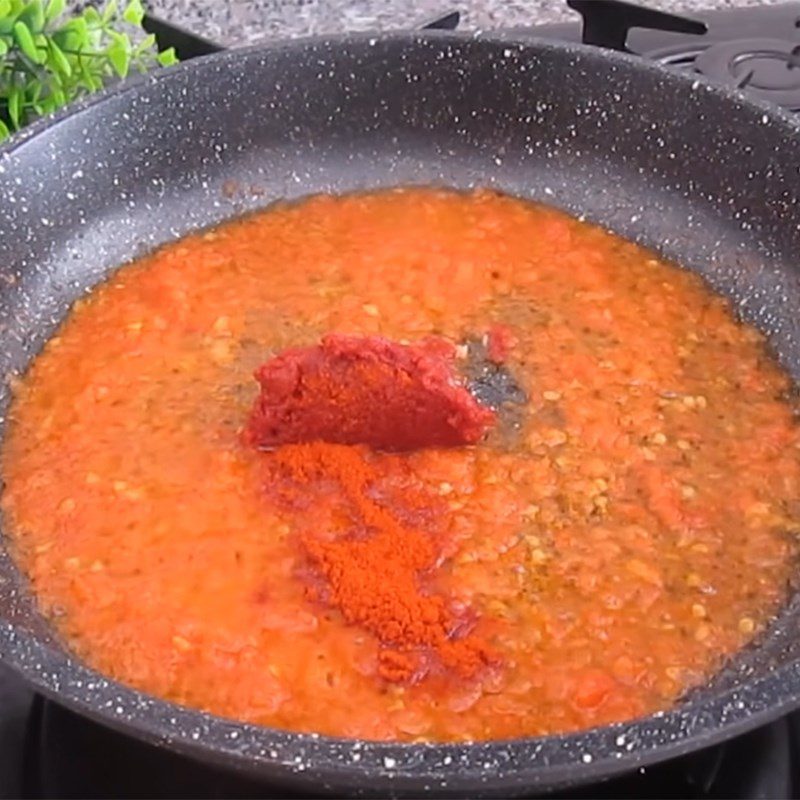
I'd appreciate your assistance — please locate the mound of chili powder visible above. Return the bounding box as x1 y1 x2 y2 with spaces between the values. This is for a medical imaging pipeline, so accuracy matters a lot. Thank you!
245 334 494 452
264 442 495 683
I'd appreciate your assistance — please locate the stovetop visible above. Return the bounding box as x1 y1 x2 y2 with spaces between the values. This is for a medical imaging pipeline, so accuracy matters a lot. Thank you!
4 2 800 798
540 0 800 111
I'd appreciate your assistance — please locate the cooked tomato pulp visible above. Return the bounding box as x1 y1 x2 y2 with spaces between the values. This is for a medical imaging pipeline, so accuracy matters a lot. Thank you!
3 188 799 742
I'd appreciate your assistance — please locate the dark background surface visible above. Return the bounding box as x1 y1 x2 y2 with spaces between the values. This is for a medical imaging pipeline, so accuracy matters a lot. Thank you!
0 665 32 799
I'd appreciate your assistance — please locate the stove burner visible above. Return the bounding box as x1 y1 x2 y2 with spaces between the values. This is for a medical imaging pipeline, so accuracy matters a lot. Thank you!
694 38 800 109
649 44 709 71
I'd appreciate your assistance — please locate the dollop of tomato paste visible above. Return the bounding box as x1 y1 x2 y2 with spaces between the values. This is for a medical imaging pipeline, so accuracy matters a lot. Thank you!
246 334 494 451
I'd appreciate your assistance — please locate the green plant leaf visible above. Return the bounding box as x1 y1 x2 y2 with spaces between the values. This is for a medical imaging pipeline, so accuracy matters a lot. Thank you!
101 0 118 24
0 118 10 140
44 0 65 23
8 85 21 127
76 73 94 92
1 0 179 133
83 6 101 26
13 20 43 63
133 32 155 54
77 55 93 85
18 0 44 32
34 95 56 114
123 0 143 26
107 28 129 46
156 46 176 66
47 39 71 76
107 40 129 77
52 16 88 51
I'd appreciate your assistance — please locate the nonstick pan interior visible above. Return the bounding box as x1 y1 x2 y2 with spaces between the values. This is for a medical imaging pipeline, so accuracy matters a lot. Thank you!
1 31 800 797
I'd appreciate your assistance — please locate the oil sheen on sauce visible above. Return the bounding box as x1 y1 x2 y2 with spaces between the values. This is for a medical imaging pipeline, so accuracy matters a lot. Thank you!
2 188 799 742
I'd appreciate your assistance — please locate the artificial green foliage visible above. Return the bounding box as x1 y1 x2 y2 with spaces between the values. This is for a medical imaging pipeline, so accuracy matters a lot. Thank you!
0 0 178 141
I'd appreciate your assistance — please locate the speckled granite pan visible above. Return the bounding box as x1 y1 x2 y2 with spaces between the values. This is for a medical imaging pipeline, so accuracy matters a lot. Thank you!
1 30 800 798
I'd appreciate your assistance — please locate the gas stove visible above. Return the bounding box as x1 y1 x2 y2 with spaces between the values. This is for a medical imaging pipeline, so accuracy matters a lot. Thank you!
541 0 800 112
143 0 800 112
3 2 800 798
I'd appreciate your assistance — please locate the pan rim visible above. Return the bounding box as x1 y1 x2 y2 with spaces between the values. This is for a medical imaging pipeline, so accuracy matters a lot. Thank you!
4 622 800 791
1 27 799 159
2 28 800 792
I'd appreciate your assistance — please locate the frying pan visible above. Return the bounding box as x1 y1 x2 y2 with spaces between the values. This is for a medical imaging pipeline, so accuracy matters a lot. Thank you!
2 28 800 799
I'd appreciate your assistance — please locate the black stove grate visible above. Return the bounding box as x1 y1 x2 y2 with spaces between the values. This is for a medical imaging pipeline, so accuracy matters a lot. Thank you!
565 0 707 52
537 0 800 111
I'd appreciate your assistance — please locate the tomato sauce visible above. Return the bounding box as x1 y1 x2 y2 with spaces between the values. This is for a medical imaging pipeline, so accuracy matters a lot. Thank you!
2 188 799 742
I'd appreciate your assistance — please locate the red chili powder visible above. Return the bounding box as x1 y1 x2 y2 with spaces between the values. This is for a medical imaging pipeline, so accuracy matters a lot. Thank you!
265 442 494 683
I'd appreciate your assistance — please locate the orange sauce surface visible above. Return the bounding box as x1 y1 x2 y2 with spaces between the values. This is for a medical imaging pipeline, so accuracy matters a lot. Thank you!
3 188 800 741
